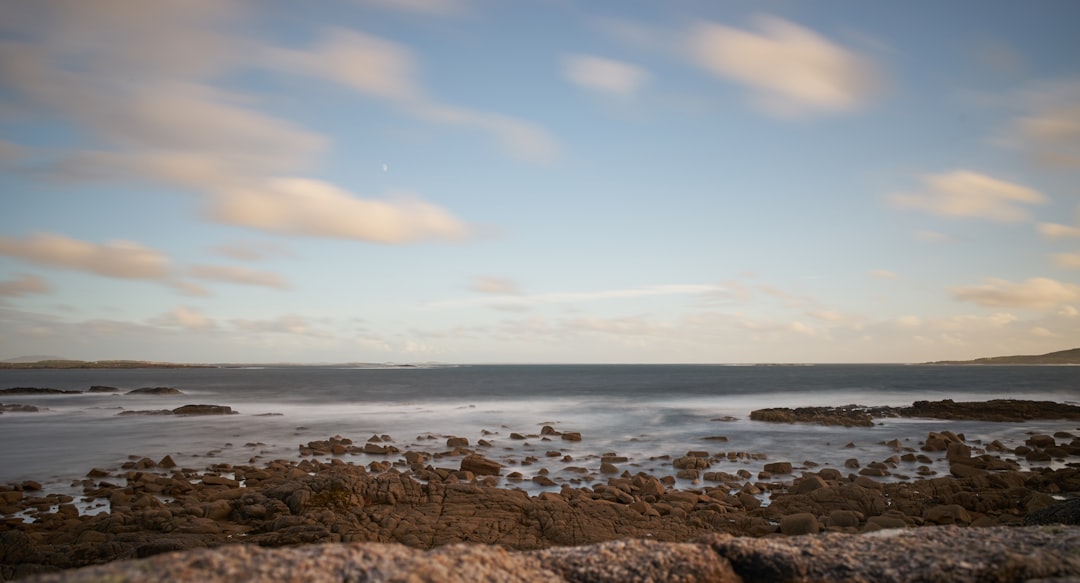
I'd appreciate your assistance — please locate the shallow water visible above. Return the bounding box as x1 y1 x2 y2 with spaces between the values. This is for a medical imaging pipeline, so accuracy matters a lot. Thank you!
1 364 1077 502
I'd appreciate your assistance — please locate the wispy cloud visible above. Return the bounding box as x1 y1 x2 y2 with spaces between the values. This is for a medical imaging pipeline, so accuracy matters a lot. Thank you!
209 178 473 243
151 306 217 331
230 314 333 338
0 233 170 280
951 277 1080 309
869 269 898 280
187 265 291 289
0 274 51 298
1052 252 1080 269
1002 80 1080 168
562 54 650 98
686 15 882 117
269 28 559 163
888 169 1045 222
470 276 521 295
430 283 729 308
1 2 480 246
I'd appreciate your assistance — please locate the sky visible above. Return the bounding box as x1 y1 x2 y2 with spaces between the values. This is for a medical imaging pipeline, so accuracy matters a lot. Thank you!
1 0 1079 364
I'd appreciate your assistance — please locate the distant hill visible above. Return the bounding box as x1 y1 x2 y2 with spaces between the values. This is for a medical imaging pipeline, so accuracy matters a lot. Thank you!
2 355 67 363
0 359 213 370
928 348 1080 365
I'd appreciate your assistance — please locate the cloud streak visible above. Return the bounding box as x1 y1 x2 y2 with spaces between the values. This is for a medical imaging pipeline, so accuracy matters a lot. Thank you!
888 170 1045 222
562 54 650 98
1 2 483 246
0 233 170 280
951 277 1080 309
687 15 882 117
432 283 729 308
187 265 291 290
269 28 559 163
210 178 473 243
0 274 51 298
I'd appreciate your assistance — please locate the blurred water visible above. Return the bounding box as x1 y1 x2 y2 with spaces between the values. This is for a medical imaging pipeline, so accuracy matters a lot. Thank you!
1 364 1077 496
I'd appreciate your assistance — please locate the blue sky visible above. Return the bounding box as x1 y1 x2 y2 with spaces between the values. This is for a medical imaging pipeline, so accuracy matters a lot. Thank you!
1 0 1078 363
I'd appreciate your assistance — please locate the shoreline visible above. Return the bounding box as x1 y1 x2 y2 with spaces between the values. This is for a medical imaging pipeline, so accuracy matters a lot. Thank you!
2 399 1079 580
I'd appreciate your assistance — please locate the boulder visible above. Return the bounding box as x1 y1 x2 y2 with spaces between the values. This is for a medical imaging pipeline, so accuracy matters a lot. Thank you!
924 504 973 525
460 455 502 476
446 437 469 448
780 512 820 535
768 462 794 475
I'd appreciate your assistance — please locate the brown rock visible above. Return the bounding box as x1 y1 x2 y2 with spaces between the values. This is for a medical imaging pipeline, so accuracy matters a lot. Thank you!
460 454 502 476
780 512 820 535
763 462 792 474
172 404 235 415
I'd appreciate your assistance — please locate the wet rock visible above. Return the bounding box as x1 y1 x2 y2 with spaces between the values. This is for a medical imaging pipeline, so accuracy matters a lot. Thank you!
88 386 119 393
460 454 502 476
763 462 792 474
446 437 469 448
780 512 820 535
172 404 235 415
127 387 183 395
750 406 874 427
1025 498 1080 525
0 387 81 395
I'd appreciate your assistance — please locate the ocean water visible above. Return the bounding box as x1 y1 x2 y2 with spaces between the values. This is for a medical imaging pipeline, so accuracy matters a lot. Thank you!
1 364 1078 501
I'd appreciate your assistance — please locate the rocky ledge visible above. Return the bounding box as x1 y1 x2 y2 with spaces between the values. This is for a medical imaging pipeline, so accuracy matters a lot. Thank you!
751 398 1080 426
1 427 1078 580
19 525 1080 582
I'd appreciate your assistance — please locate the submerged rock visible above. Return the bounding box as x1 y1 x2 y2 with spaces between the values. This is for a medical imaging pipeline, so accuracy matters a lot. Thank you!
127 387 184 395
171 405 236 415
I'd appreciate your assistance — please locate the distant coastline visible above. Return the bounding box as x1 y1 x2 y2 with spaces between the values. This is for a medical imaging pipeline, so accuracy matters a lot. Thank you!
0 359 214 370
926 347 1080 365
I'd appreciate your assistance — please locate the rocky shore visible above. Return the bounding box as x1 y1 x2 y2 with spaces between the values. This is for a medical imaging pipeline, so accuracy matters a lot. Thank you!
2 399 1079 580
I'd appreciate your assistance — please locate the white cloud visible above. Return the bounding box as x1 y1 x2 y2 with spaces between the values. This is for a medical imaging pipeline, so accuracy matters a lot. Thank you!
210 241 292 262
209 178 473 243
1030 326 1059 338
952 277 1080 309
1005 80 1080 168
0 274 51 297
431 283 729 308
230 315 333 338
470 276 521 295
269 29 559 163
888 169 1045 222
1039 220 1080 239
1 2 486 247
1053 252 1080 269
152 306 216 330
0 233 170 280
562 54 650 98
188 265 290 289
687 15 881 117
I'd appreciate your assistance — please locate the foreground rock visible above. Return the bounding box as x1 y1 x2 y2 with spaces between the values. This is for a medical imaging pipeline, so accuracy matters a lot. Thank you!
20 526 1080 582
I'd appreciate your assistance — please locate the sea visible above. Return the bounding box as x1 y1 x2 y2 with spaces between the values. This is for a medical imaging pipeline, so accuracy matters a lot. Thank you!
1 364 1078 507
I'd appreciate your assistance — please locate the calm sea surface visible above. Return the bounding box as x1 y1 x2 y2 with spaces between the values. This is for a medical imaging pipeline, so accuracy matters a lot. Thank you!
1 364 1077 499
